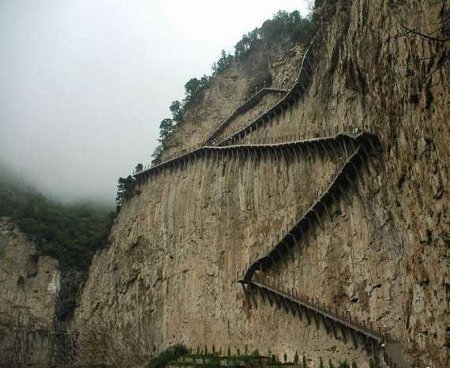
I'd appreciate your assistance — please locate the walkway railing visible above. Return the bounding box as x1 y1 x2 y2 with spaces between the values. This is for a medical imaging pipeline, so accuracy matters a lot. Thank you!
237 130 411 368
240 279 383 349
240 132 379 281
216 34 318 146
133 131 374 183
203 87 289 146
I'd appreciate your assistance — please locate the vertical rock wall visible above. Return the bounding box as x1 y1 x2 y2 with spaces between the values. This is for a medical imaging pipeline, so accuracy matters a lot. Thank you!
234 1 449 366
75 1 448 367
75 145 375 367
0 219 62 366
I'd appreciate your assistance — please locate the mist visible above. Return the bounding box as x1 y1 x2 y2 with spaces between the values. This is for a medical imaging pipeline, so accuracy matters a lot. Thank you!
0 0 309 204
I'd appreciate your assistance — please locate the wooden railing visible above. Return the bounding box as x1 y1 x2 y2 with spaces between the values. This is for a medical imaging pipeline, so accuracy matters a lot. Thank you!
203 87 289 146
216 34 318 146
238 131 411 368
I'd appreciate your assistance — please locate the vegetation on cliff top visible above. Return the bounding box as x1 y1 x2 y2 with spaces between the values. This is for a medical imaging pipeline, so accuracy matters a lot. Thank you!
149 9 316 165
0 167 114 319
0 172 113 271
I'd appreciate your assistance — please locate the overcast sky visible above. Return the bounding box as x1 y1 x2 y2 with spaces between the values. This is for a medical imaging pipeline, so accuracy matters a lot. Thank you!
0 0 309 203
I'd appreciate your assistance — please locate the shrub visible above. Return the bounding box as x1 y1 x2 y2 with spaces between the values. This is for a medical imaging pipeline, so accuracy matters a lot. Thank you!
147 344 188 368
319 357 324 368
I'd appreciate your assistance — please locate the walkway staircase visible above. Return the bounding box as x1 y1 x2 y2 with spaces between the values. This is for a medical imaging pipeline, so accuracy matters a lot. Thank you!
237 134 412 368
240 279 382 354
132 34 413 368
204 87 289 145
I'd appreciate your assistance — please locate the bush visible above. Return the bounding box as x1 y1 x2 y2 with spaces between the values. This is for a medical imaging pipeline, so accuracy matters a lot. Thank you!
147 344 188 368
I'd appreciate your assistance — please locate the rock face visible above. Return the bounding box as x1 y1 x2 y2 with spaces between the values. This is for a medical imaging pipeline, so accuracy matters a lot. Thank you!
159 42 304 161
0 219 60 366
75 1 448 368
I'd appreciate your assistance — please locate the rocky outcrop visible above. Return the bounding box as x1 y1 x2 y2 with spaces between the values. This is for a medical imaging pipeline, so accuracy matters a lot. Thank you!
0 218 61 366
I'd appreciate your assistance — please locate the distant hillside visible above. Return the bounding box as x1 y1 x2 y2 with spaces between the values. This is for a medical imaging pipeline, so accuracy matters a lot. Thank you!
0 164 114 319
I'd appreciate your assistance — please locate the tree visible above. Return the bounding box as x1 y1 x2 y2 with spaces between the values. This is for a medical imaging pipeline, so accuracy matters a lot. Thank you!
169 100 183 121
185 78 203 99
212 50 234 75
159 118 174 141
116 175 135 208
134 163 143 173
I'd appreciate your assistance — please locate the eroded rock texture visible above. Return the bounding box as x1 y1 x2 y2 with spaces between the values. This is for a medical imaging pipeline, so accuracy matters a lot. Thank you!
0 219 60 366
75 1 448 367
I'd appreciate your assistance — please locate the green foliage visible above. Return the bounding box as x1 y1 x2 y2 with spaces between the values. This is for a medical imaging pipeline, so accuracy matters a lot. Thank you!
294 351 299 364
303 355 307 368
0 169 114 319
339 360 350 368
212 50 234 75
235 28 260 59
169 100 183 122
158 118 174 141
319 357 324 368
150 9 315 164
271 354 278 364
116 175 136 209
0 174 114 272
260 10 315 45
151 144 164 165
329 359 335 368
351 361 358 368
135 163 143 173
147 344 188 368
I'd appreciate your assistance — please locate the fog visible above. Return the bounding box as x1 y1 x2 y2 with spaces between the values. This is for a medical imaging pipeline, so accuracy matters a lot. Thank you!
0 0 309 203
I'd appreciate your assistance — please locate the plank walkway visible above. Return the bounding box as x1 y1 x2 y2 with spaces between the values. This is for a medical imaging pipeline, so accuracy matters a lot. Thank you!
204 87 289 146
130 34 412 368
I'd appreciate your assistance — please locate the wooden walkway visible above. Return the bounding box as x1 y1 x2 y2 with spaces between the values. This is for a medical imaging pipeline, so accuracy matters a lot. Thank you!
216 37 316 147
130 34 411 368
241 279 382 351
204 87 289 145
133 132 374 183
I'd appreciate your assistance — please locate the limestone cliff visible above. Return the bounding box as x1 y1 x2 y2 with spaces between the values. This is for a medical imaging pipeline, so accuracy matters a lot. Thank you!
74 1 448 368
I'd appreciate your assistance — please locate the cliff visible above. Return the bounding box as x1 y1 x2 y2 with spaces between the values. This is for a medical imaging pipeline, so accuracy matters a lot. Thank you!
74 1 448 367
159 41 304 160
0 219 60 366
